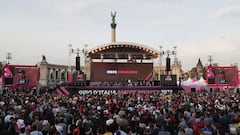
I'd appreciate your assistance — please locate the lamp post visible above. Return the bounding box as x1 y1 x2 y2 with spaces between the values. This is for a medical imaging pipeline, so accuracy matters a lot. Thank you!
6 52 12 64
164 47 177 75
173 46 177 60
158 46 165 80
158 46 177 77
83 44 88 65
68 44 73 73
159 46 164 66
68 44 87 73
208 55 213 66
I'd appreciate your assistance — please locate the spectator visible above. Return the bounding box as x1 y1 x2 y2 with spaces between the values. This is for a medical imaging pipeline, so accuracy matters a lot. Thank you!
30 124 43 135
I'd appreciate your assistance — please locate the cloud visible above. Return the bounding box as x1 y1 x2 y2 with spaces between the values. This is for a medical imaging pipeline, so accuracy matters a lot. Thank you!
142 1 177 13
178 34 239 70
213 6 240 18
50 0 108 14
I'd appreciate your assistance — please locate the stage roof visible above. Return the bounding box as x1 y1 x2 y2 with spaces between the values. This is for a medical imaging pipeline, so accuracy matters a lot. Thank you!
87 42 159 59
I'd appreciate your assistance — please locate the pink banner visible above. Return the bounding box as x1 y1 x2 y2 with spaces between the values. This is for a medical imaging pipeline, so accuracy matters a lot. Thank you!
60 86 70 95
117 70 138 74
68 73 73 83
144 71 153 81
56 89 64 96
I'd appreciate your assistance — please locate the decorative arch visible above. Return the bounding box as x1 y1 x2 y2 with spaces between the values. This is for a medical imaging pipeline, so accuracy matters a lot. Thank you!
87 42 159 60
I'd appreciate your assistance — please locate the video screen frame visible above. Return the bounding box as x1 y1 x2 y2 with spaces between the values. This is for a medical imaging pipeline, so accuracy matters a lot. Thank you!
90 62 153 82
206 66 238 86
2 64 40 88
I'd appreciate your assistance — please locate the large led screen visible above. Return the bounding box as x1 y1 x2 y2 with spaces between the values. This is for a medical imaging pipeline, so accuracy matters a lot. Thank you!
160 75 177 86
206 66 238 86
2 65 40 88
91 62 153 82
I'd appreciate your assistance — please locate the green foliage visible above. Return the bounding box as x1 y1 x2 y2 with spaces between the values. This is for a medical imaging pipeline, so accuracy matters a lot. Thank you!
190 70 198 79
0 61 3 76
73 70 84 74
80 70 84 74
202 67 207 80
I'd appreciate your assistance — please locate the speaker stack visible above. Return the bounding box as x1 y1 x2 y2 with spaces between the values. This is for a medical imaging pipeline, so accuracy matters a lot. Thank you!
76 56 80 71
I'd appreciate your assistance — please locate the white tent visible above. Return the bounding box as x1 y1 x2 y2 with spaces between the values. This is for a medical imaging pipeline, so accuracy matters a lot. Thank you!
190 77 207 86
197 77 207 86
192 77 206 86
182 77 207 86
182 77 193 86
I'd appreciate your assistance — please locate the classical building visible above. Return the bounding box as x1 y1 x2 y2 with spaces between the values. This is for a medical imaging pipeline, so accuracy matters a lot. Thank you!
188 58 204 79
196 58 204 75
39 56 81 86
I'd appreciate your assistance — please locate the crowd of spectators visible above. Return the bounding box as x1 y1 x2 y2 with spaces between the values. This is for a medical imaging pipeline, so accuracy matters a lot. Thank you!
0 89 239 135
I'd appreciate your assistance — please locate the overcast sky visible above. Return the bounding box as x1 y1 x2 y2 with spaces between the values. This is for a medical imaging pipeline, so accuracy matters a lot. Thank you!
0 0 240 71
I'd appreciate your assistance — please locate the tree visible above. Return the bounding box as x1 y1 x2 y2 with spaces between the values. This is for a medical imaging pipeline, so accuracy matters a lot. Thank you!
202 66 207 80
0 61 3 76
190 68 198 79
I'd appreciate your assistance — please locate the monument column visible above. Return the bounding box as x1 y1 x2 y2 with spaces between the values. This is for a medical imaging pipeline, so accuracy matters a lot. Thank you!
39 55 48 86
111 12 117 42
64 69 68 82
52 68 56 81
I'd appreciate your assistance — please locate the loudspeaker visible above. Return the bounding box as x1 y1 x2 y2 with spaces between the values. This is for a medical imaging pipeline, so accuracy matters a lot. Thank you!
153 81 160 86
191 88 196 93
166 57 171 71
86 80 90 86
76 56 80 71
210 88 213 92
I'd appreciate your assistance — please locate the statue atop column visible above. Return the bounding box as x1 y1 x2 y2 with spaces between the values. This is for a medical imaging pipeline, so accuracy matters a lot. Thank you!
41 54 47 63
111 11 117 28
111 12 116 24
42 55 46 61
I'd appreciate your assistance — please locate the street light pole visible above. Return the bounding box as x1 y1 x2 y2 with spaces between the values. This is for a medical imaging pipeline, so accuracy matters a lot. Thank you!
68 44 73 73
83 44 88 66
208 55 213 66
158 46 165 80
159 46 164 66
6 52 12 64
163 47 176 75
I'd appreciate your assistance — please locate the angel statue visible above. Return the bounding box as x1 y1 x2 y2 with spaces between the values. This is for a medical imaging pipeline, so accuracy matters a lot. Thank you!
111 11 116 24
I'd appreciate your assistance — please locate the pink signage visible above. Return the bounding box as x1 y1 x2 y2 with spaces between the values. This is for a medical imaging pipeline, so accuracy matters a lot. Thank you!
117 70 138 74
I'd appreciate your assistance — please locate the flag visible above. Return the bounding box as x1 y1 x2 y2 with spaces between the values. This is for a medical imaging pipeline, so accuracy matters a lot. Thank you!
207 69 215 78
